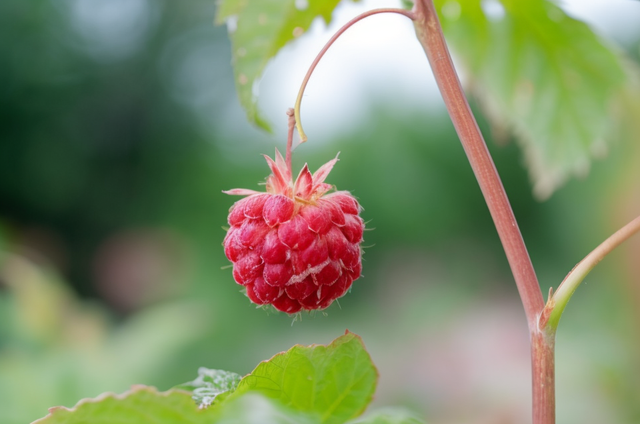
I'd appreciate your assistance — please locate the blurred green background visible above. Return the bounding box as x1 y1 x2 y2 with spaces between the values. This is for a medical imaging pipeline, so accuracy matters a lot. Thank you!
1 1 639 423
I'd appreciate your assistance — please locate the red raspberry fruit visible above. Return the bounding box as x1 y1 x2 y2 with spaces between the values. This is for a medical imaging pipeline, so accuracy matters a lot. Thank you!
223 150 364 314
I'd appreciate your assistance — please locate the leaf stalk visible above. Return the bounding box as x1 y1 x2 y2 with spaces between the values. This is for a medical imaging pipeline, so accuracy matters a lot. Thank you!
541 214 640 331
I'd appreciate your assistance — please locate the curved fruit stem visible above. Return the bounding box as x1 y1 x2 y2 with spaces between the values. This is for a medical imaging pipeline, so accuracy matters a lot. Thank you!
285 108 295 176
293 8 416 143
541 214 640 331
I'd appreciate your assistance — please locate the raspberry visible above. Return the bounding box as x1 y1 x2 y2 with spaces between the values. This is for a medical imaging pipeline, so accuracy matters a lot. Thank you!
223 149 364 314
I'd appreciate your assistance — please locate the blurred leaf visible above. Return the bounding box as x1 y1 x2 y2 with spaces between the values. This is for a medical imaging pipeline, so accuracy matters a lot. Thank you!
31 386 216 424
434 0 635 198
175 368 242 409
213 392 320 424
347 408 426 424
217 396 426 424
0 250 212 424
0 252 96 346
231 331 378 424
215 0 351 130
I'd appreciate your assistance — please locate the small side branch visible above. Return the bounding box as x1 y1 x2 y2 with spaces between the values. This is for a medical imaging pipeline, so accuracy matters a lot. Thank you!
541 215 640 331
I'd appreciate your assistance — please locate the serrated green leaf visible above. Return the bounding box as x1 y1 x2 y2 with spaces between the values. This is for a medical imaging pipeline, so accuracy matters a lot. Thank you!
434 0 634 198
31 386 323 424
31 386 216 424
175 367 242 408
32 333 377 423
215 0 351 131
231 331 378 424
347 408 427 424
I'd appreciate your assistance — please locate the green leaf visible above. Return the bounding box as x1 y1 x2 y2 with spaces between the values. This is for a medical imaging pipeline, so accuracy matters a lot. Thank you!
434 0 634 198
347 408 427 424
175 367 242 409
30 386 321 424
32 333 378 424
215 0 351 130
231 331 378 424
31 386 217 424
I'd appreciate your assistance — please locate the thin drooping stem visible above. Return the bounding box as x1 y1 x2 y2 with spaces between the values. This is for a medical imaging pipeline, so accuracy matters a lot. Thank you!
541 214 640 330
294 8 416 142
285 108 295 176
411 0 544 330
411 1 551 422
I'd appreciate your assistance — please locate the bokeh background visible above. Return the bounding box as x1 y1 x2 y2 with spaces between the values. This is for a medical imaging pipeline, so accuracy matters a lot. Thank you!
1 0 640 423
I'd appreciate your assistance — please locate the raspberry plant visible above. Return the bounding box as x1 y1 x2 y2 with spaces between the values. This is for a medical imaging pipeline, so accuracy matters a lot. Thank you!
31 1 640 423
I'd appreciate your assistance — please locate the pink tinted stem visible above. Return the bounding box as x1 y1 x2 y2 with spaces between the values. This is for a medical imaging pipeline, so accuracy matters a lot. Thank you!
411 0 543 329
411 1 551 422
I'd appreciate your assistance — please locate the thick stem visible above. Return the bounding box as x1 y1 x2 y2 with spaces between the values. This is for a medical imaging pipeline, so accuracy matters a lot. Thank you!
532 330 556 424
411 0 544 329
411 1 548 422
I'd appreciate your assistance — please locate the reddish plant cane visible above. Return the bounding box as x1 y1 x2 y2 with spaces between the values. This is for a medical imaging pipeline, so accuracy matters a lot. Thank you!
278 1 640 423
